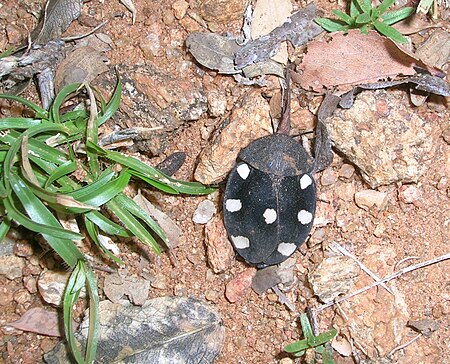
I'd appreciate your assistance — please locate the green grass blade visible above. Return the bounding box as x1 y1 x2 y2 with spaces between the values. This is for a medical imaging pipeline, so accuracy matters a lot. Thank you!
50 83 82 124
381 7 414 24
107 195 162 254
85 210 131 237
355 12 371 23
0 47 15 58
356 0 372 13
63 261 86 364
4 199 83 267
6 176 84 241
96 80 122 126
0 219 11 242
308 328 338 347
284 338 309 353
87 141 215 195
68 168 115 199
0 94 48 119
45 160 78 189
84 216 124 264
114 192 167 244
376 0 395 15
350 0 363 17
300 314 314 343
374 20 408 42
0 118 42 130
60 109 89 123
331 9 353 24
1 130 70 165
84 264 100 364
315 18 349 32
69 170 131 207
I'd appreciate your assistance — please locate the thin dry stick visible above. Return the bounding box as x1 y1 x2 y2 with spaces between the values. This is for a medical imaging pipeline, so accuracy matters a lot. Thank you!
387 333 422 358
394 256 420 271
313 252 450 313
330 241 393 295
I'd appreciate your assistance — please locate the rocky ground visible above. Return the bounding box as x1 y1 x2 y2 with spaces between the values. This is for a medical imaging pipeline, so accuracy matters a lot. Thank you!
0 0 449 363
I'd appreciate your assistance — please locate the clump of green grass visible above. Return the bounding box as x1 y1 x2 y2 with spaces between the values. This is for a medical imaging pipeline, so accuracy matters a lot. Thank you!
315 0 414 43
284 313 337 363
0 81 214 363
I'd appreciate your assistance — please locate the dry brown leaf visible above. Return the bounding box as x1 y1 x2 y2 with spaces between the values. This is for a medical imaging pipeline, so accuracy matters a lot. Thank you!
297 30 421 92
54 46 109 91
331 336 353 356
6 307 64 337
393 13 444 35
415 29 450 70
251 0 293 65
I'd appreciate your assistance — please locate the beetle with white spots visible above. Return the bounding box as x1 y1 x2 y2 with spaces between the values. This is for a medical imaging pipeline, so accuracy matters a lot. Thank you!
222 74 335 268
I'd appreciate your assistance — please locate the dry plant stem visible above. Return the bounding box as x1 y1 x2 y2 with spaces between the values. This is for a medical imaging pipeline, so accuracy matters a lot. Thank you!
394 256 420 270
272 286 296 312
330 241 393 295
62 21 109 42
387 333 422 358
314 252 450 313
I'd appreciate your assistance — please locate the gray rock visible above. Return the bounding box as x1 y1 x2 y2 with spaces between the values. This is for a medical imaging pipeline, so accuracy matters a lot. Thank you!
38 270 85 306
325 90 439 188
0 255 24 280
192 199 217 224
354 190 388 211
308 256 360 303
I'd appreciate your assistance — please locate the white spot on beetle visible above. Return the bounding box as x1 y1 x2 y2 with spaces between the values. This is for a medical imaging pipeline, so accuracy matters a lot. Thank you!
263 208 277 224
237 163 250 180
277 242 297 257
300 174 312 189
297 210 313 224
231 235 250 249
225 199 242 212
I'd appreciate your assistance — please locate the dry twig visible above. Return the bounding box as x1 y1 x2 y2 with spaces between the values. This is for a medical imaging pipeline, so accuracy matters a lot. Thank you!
330 241 393 294
313 252 450 313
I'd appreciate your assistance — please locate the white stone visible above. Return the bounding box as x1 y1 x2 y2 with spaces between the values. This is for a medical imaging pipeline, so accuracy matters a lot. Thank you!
231 236 250 249
277 242 297 256
263 208 277 224
297 210 313 224
225 199 242 212
237 163 251 180
300 174 312 189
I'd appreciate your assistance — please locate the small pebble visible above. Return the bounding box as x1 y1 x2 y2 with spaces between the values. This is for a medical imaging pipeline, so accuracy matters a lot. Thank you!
0 256 25 280
354 190 388 211
38 270 74 306
173 283 187 296
207 90 227 117
172 0 189 19
204 289 219 302
321 169 338 186
339 164 355 179
280 358 294 364
267 293 278 302
14 241 34 257
373 223 386 237
398 184 422 204
225 268 256 303
151 274 167 290
193 199 217 224
13 288 31 305
23 276 37 294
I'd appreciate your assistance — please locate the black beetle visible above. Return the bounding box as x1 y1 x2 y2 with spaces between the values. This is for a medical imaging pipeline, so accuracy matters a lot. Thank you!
223 69 337 267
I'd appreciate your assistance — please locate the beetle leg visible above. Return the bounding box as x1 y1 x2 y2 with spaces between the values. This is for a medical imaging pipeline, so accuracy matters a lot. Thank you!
312 93 340 172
